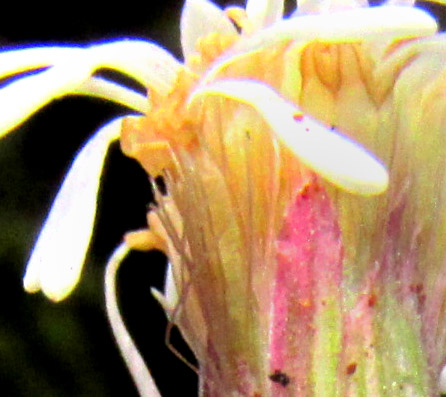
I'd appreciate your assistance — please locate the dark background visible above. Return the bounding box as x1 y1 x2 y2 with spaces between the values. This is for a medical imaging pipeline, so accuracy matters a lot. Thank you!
0 1 444 396
0 1 205 395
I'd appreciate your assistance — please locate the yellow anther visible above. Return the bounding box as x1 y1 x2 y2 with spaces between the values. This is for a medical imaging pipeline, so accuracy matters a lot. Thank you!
225 6 255 34
124 229 168 252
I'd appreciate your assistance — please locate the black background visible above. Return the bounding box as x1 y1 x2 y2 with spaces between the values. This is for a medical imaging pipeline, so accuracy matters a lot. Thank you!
0 1 444 396
0 1 203 395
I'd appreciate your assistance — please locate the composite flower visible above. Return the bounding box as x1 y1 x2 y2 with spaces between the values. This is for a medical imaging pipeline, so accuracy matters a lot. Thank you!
2 0 446 395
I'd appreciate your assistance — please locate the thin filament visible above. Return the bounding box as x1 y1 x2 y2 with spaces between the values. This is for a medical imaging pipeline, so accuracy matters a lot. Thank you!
105 242 161 397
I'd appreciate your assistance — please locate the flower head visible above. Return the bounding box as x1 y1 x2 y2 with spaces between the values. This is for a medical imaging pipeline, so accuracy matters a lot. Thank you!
2 0 446 395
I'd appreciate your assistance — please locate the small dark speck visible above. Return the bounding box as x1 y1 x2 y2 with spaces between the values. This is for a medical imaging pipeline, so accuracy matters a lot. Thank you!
346 362 357 376
368 293 377 307
293 112 304 122
409 283 423 294
269 370 290 387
